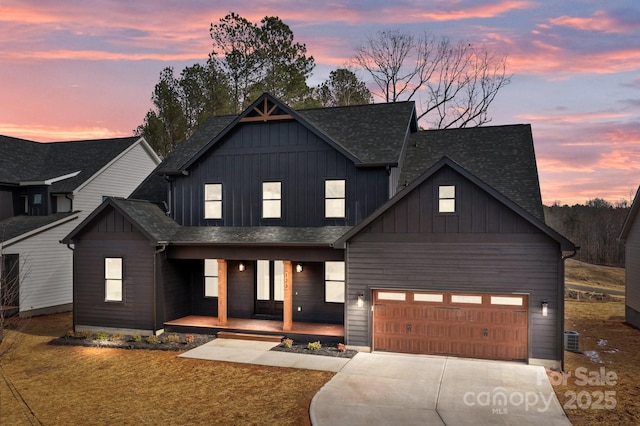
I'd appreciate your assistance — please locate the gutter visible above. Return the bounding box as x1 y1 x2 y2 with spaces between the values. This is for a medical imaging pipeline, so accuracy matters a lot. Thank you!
153 243 168 335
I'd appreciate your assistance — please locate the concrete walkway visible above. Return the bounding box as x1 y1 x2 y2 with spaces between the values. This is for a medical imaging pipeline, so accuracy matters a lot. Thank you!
179 338 350 372
181 340 571 425
310 352 572 426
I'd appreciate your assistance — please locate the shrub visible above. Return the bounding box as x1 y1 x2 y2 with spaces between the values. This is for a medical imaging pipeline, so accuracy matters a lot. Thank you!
307 341 322 350
109 334 124 342
184 334 195 344
337 343 346 352
146 335 159 344
131 334 142 342
282 338 294 348
165 334 181 344
95 332 109 341
77 330 93 339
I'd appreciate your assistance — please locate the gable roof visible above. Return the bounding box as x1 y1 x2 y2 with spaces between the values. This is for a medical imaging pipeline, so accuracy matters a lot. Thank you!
334 157 575 251
401 124 544 221
0 135 158 193
0 212 79 248
155 93 417 175
619 185 640 241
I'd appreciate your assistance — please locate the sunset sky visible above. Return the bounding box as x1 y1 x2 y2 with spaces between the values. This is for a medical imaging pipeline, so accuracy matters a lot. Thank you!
2 1 639 205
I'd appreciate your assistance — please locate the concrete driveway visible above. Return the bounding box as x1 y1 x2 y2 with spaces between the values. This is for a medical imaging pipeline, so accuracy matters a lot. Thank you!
310 352 571 426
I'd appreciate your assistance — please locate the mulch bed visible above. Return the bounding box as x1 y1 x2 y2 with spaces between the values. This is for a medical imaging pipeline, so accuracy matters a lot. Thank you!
271 342 358 358
49 332 215 351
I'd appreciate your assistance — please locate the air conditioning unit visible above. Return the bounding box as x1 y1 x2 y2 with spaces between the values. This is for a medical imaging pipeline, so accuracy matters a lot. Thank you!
564 330 580 352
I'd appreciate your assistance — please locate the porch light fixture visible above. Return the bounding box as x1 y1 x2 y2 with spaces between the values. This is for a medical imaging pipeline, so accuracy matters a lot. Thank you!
296 263 303 273
239 262 246 272
541 300 548 317
357 292 365 308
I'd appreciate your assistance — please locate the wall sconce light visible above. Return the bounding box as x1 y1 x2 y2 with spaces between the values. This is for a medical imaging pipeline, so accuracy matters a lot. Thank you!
239 262 245 272
357 292 365 308
541 300 548 317
296 263 303 273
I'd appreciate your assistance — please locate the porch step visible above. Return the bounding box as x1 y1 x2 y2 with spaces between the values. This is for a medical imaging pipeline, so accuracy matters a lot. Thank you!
217 331 284 343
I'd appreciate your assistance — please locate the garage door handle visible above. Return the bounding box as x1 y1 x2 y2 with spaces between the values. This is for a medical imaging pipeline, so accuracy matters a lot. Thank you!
483 328 489 337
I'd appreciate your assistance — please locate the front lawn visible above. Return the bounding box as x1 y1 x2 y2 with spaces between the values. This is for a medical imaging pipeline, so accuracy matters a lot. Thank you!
0 313 334 425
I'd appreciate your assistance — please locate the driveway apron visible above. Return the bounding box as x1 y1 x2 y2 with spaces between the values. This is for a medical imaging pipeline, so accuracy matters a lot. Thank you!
310 352 572 426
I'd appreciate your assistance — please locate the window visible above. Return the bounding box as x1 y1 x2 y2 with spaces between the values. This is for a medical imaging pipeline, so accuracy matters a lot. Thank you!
105 258 123 302
325 261 345 303
204 184 223 219
262 182 281 218
33 193 42 205
438 185 456 213
325 180 346 218
204 259 218 297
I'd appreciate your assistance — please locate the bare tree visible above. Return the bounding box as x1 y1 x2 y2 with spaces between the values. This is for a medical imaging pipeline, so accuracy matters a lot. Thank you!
353 29 511 128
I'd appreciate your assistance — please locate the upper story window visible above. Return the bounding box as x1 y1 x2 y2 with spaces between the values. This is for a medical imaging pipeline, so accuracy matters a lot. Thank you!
33 193 42 205
104 257 123 302
325 179 346 218
204 183 223 219
204 259 218 297
438 185 456 213
262 182 281 219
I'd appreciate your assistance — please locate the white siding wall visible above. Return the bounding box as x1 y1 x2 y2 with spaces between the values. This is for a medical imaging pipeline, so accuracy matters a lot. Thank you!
6 218 78 312
9 141 159 314
73 142 159 216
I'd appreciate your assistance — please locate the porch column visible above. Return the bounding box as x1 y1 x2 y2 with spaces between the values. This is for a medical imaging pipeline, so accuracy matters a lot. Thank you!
283 260 293 331
217 259 228 326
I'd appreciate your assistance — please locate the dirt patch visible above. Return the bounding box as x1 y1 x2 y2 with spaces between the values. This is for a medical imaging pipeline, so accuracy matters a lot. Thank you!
552 299 640 425
0 313 333 425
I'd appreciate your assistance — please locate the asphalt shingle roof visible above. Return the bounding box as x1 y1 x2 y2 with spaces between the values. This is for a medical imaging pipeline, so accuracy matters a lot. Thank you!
0 212 78 244
0 135 141 193
402 125 544 221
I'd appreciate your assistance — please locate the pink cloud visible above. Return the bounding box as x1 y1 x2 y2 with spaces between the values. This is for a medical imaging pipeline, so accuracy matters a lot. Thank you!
550 10 640 34
415 1 535 21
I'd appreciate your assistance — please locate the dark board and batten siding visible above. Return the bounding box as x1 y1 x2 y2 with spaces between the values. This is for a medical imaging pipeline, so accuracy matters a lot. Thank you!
73 208 156 332
345 166 564 363
171 120 389 227
624 216 640 328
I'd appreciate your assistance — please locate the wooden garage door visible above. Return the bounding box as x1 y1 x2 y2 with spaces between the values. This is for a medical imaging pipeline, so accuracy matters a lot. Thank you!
373 290 528 361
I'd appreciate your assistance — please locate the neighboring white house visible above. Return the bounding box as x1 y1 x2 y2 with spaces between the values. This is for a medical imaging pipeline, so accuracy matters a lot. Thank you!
0 135 160 316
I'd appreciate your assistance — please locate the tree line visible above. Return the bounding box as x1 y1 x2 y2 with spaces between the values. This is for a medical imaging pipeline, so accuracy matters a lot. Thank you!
135 12 510 157
544 199 630 267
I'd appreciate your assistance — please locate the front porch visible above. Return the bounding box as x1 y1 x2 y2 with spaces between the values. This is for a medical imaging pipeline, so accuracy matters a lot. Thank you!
164 316 344 344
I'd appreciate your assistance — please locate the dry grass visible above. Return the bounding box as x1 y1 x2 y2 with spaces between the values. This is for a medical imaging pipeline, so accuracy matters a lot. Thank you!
0 313 333 425
554 300 640 425
566 258 625 289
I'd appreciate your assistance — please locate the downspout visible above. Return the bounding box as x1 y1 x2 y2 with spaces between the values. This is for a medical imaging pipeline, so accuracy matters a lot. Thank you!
164 176 172 217
65 194 73 211
64 242 76 332
153 243 168 335
560 246 579 372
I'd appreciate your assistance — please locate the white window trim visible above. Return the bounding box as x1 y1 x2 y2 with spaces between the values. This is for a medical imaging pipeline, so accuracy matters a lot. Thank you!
438 185 456 213
325 261 345 303
204 183 223 220
105 257 123 302
204 259 219 297
325 179 346 218
262 181 282 219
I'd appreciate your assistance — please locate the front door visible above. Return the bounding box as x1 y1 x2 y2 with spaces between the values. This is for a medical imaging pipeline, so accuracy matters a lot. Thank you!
254 260 284 318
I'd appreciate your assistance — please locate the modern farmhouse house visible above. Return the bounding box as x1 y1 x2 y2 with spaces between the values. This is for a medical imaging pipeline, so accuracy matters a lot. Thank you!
63 94 575 369
0 135 160 316
619 186 640 329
